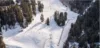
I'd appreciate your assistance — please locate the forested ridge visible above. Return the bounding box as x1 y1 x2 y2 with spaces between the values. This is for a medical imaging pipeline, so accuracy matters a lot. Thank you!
62 0 99 48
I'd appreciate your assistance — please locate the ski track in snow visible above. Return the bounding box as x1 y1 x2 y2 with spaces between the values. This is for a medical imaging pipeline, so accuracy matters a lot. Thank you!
3 0 79 48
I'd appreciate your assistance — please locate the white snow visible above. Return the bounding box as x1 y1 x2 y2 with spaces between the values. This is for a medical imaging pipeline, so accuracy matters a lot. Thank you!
3 0 79 48
2 23 22 38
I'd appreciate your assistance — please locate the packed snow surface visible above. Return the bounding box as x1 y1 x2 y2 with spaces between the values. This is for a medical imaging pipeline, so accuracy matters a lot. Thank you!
3 0 79 48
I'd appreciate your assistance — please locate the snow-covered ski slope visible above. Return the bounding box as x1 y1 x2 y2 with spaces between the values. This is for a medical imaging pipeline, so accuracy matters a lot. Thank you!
3 0 79 48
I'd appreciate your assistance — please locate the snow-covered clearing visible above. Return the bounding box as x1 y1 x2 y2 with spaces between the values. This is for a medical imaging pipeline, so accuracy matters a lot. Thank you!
3 0 79 48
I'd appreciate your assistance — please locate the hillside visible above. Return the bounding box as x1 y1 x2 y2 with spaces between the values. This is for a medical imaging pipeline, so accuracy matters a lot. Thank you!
0 0 99 48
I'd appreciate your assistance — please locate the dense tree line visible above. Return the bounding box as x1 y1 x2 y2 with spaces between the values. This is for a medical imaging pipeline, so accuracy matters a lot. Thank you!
21 0 33 24
54 11 67 26
63 0 99 48
0 7 16 29
0 0 37 29
0 4 25 29
0 0 37 48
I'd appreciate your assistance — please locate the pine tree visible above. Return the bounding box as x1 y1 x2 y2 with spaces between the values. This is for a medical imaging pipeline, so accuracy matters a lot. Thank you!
54 11 59 22
38 1 44 12
64 12 67 21
27 4 33 23
59 12 64 22
8 6 16 27
59 12 64 26
40 14 44 22
46 18 50 25
31 0 36 15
